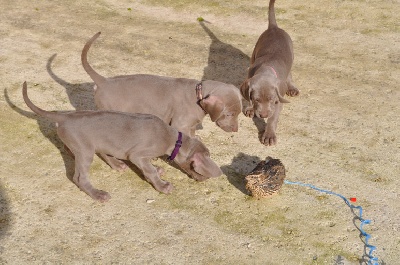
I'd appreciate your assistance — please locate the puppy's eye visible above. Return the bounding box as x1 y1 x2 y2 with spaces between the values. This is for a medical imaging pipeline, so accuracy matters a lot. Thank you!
275 101 279 104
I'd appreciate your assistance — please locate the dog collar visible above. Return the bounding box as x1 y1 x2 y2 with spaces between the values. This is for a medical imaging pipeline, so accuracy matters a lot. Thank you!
168 131 183 161
195 82 208 114
268 66 278 79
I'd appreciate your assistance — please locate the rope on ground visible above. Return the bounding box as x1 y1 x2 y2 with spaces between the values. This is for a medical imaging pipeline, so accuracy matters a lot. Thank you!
284 180 379 265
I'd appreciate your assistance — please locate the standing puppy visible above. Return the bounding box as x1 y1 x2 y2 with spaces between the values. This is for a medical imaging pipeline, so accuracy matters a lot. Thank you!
22 82 222 202
81 32 242 138
241 0 300 146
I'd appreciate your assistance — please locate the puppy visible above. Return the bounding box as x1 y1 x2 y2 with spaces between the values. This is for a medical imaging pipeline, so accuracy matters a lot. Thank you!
81 32 243 138
240 0 299 146
22 82 223 202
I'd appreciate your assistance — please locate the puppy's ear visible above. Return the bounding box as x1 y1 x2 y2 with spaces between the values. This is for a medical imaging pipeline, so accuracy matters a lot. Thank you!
199 95 224 122
190 152 222 179
240 79 251 101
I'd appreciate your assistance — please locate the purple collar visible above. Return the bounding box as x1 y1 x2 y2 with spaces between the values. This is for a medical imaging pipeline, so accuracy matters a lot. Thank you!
168 132 183 161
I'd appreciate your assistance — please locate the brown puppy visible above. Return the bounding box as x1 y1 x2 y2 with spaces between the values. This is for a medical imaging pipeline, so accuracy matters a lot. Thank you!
81 32 242 138
22 82 222 202
240 0 300 146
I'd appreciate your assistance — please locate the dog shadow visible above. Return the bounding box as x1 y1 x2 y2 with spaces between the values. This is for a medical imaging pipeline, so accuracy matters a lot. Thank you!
199 22 267 137
200 21 249 88
0 181 11 250
221 152 263 195
47 54 96 111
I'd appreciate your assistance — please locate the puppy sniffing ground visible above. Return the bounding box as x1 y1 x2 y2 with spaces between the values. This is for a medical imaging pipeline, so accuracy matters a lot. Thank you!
22 82 222 202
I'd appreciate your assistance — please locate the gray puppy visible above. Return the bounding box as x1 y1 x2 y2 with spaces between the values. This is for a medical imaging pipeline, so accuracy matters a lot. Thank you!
240 0 300 146
81 32 242 138
22 82 222 202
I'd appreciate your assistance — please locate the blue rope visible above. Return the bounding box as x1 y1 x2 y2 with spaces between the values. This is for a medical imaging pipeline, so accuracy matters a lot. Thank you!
284 180 379 265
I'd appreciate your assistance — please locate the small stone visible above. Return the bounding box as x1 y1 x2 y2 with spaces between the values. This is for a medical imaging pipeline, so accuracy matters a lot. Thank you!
146 199 155 203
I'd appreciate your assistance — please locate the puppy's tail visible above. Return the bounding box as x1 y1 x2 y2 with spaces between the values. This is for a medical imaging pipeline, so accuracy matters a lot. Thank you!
22 82 67 123
81 32 107 87
268 0 277 29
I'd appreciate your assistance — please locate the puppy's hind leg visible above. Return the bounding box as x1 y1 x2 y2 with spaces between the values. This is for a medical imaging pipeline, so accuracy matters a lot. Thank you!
98 152 127 171
73 152 111 202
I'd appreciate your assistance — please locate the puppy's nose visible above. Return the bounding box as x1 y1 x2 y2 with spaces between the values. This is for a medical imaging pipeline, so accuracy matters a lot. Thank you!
232 124 238 132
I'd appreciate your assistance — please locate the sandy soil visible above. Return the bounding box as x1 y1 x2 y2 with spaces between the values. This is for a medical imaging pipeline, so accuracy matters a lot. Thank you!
1 0 399 264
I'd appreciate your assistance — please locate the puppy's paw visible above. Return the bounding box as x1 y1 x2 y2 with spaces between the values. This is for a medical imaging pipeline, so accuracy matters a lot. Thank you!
92 189 111 202
244 107 255 118
261 130 277 146
157 182 174 194
286 85 300 97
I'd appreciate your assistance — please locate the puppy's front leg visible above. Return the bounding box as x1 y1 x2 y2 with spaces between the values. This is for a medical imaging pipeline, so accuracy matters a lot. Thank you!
242 98 255 118
130 157 173 194
261 103 283 146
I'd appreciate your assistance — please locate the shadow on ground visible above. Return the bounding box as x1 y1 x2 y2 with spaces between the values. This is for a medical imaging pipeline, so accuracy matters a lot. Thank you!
221 152 263 195
47 54 96 111
0 181 11 260
199 21 249 88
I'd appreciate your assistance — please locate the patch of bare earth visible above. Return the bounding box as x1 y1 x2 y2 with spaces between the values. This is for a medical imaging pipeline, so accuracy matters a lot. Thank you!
0 0 399 264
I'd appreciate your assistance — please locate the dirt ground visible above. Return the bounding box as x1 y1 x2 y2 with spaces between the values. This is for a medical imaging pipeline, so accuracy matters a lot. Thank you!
1 0 399 264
